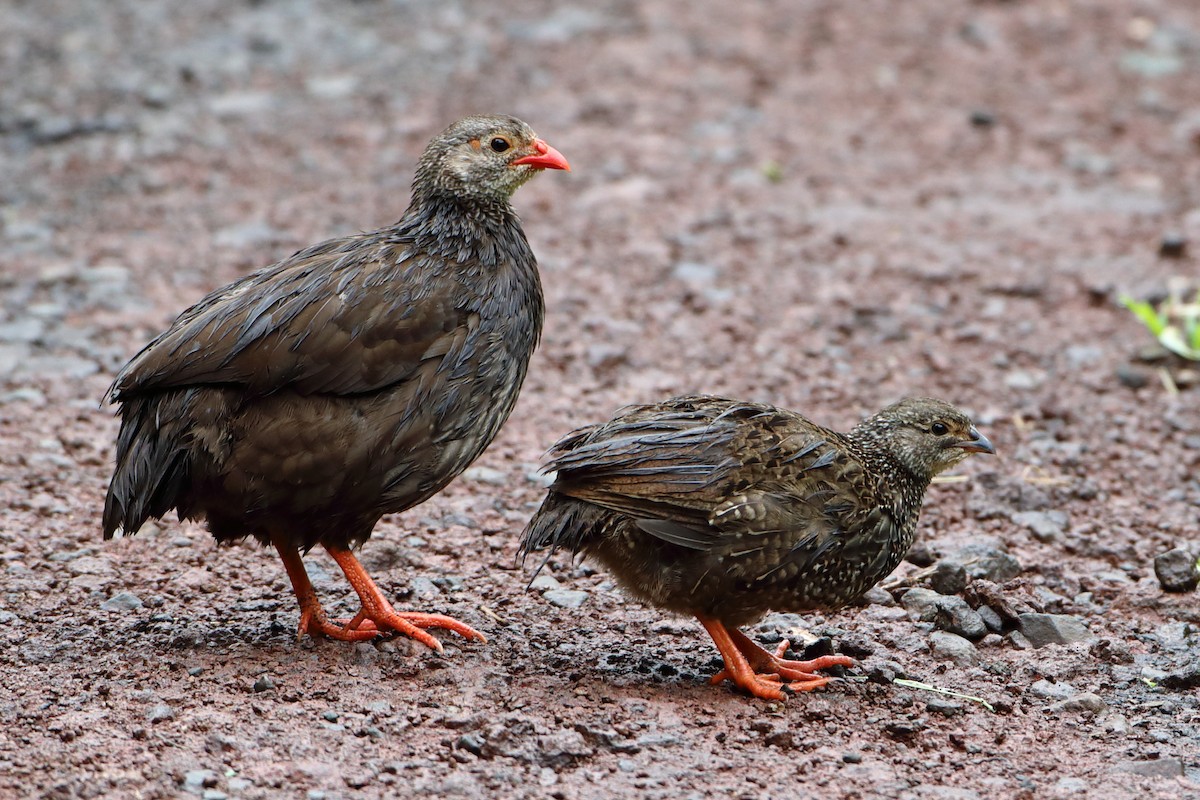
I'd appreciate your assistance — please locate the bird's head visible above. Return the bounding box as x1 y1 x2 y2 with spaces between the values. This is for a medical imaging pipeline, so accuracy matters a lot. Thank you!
851 397 995 481
414 114 570 206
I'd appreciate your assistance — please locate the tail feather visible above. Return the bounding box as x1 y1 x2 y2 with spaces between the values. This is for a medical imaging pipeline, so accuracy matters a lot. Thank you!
103 392 193 539
518 492 608 564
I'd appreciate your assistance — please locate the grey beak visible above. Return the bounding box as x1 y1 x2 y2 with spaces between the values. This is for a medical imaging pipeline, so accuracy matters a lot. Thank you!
954 426 995 455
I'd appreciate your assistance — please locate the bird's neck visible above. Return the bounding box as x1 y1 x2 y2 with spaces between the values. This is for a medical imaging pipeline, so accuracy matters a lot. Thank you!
846 435 932 514
397 194 524 256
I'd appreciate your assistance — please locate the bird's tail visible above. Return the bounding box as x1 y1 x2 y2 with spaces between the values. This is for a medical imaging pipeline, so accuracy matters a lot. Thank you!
518 492 610 582
103 391 194 539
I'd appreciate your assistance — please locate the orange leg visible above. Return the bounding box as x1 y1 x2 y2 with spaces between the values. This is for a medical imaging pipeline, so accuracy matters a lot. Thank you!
698 617 855 700
271 534 378 642
324 544 486 652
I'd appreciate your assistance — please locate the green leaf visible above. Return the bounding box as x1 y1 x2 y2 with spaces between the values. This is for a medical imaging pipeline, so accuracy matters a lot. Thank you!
1120 295 1167 337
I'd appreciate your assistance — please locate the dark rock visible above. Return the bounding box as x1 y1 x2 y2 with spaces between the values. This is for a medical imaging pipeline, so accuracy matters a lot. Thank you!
977 605 1005 633
1153 548 1199 592
952 541 1022 582
456 734 485 756
925 697 964 716
252 675 276 693
1158 233 1187 259
1017 613 1092 647
969 109 996 128
1160 663 1200 690
903 588 986 639
1115 364 1151 389
906 541 938 567
929 559 969 595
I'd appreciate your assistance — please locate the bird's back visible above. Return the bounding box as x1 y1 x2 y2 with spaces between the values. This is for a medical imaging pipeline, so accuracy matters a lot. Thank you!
105 204 544 550
522 396 918 624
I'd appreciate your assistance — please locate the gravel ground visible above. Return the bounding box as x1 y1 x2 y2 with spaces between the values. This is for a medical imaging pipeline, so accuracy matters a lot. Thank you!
2 1 1199 798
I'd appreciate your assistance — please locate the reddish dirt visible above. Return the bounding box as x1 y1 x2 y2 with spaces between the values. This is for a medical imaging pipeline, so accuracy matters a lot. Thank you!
2 2 1199 798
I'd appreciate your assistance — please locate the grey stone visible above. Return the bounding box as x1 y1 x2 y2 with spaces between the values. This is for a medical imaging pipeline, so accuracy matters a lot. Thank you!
928 631 979 666
529 574 562 592
977 605 1004 633
860 585 895 606
252 675 275 693
462 465 507 485
1113 757 1184 778
1048 692 1107 714
901 588 942 619
952 541 1022 582
184 770 218 791
935 598 987 640
1028 679 1076 701
1010 511 1067 543
925 697 964 716
147 704 175 723
672 261 718 285
101 591 143 612
1053 777 1088 795
409 576 440 598
903 589 986 640
543 589 588 609
929 560 969 595
1017 613 1092 647
1153 548 1199 592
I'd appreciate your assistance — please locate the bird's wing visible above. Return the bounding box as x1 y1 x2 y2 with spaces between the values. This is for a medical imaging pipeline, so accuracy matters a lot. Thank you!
548 397 879 555
108 234 472 399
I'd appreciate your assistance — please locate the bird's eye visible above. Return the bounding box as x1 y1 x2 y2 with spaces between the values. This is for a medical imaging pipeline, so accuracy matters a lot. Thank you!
490 137 510 153
931 421 949 436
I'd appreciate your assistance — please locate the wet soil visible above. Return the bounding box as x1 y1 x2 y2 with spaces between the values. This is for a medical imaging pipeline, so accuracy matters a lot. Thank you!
1 1 1199 798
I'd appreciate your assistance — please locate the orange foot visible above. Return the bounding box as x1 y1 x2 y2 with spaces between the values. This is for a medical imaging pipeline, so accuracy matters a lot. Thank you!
270 534 486 651
698 617 855 700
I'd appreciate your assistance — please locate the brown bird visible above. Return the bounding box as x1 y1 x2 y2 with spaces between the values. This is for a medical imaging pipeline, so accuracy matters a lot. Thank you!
104 114 569 651
521 395 994 699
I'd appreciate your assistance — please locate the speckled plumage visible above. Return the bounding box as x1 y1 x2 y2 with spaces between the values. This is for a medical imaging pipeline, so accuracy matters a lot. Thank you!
104 114 569 648
521 395 994 698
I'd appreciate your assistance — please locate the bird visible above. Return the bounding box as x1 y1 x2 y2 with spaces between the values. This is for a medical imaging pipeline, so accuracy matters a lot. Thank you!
521 395 994 700
104 114 570 652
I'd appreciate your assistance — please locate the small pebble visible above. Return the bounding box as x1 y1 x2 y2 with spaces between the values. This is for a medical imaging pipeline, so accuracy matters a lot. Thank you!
1048 692 1107 714
929 560 969 595
101 591 143 612
925 696 964 716
929 631 979 666
1153 548 1199 592
1010 511 1066 543
1113 757 1184 778
147 704 175 724
543 589 589 609
1016 613 1092 647
252 675 276 693
1158 232 1187 258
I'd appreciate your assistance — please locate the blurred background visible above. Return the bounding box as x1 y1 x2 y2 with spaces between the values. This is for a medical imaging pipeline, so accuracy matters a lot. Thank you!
1 1 1198 798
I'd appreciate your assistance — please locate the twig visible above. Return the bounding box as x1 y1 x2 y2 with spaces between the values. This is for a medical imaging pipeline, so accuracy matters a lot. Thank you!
1158 367 1180 397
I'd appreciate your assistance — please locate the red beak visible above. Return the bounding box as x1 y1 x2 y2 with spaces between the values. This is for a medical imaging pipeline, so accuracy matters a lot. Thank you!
512 138 571 172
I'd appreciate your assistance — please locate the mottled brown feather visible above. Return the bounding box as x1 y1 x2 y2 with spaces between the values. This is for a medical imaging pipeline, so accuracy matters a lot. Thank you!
522 395 993 627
